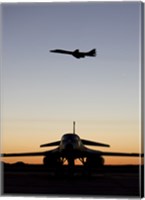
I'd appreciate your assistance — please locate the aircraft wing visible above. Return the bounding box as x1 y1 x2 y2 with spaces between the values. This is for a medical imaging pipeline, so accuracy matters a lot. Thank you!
1 148 59 157
40 140 60 147
100 151 144 157
81 139 110 147
83 148 143 157
50 49 72 55
2 152 45 157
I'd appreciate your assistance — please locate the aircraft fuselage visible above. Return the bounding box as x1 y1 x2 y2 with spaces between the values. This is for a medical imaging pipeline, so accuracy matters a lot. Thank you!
59 133 85 160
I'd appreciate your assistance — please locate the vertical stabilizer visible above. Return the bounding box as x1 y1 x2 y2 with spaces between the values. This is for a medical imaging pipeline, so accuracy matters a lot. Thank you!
73 121 76 134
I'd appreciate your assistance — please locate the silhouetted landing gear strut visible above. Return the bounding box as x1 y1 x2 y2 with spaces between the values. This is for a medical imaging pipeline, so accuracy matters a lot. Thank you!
67 158 75 177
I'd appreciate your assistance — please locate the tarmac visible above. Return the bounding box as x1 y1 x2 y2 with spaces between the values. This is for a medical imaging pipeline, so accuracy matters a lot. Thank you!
1 163 144 198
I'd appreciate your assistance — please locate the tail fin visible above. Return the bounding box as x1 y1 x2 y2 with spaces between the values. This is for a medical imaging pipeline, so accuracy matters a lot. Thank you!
73 121 76 134
88 48 96 56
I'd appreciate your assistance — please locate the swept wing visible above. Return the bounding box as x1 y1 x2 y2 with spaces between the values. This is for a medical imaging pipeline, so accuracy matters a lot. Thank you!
83 147 143 157
81 139 110 147
2 148 59 157
40 141 60 147
100 151 143 157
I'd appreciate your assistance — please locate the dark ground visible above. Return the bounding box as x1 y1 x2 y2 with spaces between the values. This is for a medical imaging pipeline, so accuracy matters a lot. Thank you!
1 163 144 198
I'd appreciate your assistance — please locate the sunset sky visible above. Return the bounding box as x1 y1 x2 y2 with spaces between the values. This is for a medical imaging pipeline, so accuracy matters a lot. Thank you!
1 2 143 165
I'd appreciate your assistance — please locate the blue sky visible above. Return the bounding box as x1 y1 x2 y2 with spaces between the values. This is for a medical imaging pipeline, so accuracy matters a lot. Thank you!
1 2 143 164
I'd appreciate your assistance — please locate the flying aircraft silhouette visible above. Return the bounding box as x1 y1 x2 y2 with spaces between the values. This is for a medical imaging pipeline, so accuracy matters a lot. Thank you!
1 122 143 170
50 48 96 59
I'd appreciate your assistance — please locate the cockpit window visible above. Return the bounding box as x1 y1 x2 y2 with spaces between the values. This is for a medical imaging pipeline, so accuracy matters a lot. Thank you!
61 134 80 142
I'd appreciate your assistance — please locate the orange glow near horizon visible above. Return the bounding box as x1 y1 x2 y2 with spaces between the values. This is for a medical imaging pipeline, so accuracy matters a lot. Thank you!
1 156 143 166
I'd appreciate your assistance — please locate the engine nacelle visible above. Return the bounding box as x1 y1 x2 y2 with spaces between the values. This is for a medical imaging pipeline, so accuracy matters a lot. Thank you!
43 156 63 168
85 156 104 168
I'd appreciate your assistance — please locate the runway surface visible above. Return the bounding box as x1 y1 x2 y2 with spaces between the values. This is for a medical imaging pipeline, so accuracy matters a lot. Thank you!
1 164 143 198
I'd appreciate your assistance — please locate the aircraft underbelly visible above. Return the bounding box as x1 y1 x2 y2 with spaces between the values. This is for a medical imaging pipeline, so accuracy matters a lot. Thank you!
60 149 84 159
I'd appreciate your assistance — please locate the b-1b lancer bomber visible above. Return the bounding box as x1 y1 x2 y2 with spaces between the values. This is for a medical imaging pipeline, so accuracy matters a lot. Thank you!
1 122 143 171
50 48 96 59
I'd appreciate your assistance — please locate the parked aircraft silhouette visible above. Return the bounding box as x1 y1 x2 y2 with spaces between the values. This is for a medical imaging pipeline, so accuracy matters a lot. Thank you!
1 122 143 170
50 48 96 58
